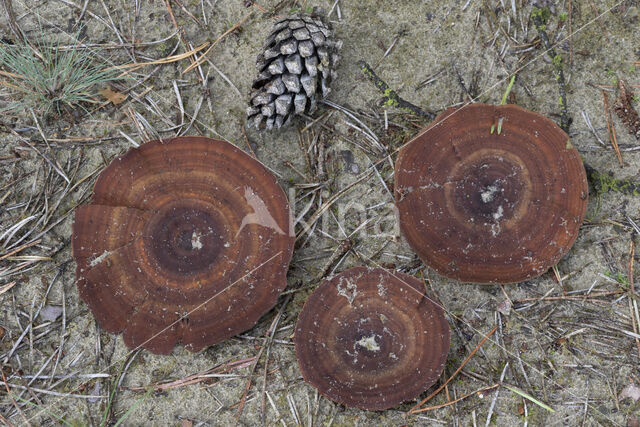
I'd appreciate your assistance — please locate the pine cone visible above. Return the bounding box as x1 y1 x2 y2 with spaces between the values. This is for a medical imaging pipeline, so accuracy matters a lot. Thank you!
247 12 341 130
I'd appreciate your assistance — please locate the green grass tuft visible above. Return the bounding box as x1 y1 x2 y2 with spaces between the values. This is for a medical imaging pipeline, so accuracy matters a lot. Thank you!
0 30 121 117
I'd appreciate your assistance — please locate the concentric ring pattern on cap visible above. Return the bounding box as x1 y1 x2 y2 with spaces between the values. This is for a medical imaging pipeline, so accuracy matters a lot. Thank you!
73 137 294 354
395 104 588 283
295 267 450 410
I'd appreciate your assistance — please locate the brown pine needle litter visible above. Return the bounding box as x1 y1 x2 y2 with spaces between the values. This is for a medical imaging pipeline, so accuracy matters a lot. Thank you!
182 12 253 75
409 326 498 415
112 42 209 75
601 90 623 167
126 357 256 392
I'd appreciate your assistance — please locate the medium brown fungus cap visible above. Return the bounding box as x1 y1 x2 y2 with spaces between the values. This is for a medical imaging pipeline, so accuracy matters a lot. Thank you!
295 267 450 410
72 137 294 354
395 104 588 283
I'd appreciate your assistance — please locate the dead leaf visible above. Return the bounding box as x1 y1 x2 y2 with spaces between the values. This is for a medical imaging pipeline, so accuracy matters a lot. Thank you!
620 383 640 402
181 420 193 427
99 87 127 105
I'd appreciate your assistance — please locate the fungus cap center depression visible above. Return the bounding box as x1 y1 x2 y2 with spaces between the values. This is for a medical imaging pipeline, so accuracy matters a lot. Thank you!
394 104 588 284
72 136 295 354
143 199 227 277
295 267 450 411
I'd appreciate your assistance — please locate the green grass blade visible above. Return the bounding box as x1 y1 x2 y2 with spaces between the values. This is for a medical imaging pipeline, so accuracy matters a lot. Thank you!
500 74 516 105
503 383 555 413
11 392 74 426
101 369 124 427
113 388 153 427
0 30 122 116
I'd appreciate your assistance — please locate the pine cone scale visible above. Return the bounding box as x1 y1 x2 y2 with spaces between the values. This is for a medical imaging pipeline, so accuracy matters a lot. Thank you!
247 11 340 130
275 28 292 44
268 57 285 75
284 54 303 75
294 93 307 114
266 77 286 95
298 40 315 57
282 74 301 93
280 39 298 55
300 74 315 96
293 28 311 40
305 56 318 77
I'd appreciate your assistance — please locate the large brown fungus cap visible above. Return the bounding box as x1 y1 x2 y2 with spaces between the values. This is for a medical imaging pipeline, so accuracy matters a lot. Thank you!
395 104 588 283
295 267 450 410
72 137 294 354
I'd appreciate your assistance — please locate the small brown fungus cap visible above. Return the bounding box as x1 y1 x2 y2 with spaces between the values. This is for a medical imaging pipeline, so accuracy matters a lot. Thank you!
395 104 588 283
294 267 450 410
72 137 294 354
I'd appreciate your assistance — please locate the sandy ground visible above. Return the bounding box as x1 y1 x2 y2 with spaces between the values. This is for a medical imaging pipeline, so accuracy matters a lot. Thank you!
1 0 640 425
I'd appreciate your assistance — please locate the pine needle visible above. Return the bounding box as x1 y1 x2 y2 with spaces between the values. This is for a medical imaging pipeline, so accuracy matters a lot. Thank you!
503 384 555 413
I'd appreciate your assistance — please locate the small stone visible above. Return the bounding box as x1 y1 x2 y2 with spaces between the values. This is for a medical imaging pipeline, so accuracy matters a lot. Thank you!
621 384 640 402
40 305 63 322
496 299 512 315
